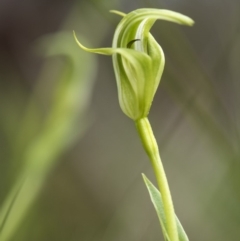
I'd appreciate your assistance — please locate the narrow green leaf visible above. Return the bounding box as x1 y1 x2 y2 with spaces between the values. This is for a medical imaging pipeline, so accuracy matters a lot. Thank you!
142 174 189 241
0 32 97 241
0 180 25 236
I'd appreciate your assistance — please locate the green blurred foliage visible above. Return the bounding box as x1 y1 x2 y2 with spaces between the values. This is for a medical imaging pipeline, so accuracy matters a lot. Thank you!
0 0 240 241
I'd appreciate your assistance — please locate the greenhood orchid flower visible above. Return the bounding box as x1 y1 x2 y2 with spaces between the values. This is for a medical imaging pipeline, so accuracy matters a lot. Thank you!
74 8 194 120
74 8 194 241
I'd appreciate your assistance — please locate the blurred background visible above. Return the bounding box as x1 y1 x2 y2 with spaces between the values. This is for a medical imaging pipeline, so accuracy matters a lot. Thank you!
0 0 240 241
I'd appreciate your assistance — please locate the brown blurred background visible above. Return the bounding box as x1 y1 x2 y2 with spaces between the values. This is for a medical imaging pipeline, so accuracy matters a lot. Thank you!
0 0 240 241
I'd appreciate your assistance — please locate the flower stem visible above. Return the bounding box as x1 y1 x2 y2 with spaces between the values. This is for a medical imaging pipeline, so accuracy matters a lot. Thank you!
135 117 178 241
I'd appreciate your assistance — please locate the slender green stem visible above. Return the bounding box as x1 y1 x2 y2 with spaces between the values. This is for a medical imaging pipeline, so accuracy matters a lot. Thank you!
135 117 178 241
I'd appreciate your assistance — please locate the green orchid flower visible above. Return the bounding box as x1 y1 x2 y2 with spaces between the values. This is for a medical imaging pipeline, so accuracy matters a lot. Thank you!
74 8 194 241
74 8 194 120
